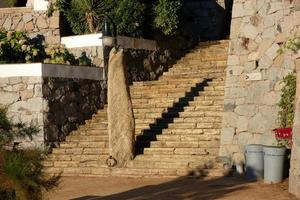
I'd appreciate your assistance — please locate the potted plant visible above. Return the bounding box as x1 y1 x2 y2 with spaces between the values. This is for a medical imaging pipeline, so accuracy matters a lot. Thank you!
263 73 296 184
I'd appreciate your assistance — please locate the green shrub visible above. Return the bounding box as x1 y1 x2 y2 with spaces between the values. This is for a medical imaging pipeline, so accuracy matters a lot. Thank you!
0 30 43 63
0 30 92 66
0 108 39 148
278 73 296 128
3 0 17 7
44 45 76 65
0 109 60 200
153 0 181 35
278 37 300 54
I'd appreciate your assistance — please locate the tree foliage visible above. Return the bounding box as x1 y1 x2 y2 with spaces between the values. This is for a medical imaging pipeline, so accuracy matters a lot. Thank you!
50 0 182 37
153 0 181 35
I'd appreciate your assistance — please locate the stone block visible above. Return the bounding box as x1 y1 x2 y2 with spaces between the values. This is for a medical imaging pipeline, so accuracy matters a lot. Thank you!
237 116 248 132
265 43 280 60
0 91 20 105
220 127 235 145
234 104 256 117
237 132 253 145
242 24 259 39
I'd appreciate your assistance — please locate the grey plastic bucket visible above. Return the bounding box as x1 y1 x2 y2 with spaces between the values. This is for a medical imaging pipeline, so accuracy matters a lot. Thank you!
263 146 286 184
245 144 264 180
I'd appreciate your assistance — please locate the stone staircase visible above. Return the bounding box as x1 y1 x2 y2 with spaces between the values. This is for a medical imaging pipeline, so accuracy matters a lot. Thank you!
44 40 229 178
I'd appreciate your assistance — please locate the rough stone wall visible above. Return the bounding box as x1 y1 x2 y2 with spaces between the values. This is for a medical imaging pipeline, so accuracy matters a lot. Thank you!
220 0 299 157
0 76 45 148
181 0 227 40
43 77 106 146
124 48 176 83
0 76 106 148
290 53 300 197
0 7 60 45
67 47 104 68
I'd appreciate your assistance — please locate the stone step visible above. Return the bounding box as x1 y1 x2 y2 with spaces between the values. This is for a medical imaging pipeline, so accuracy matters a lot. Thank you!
156 134 220 141
160 72 225 80
130 86 193 95
72 129 108 136
170 61 227 70
126 159 219 169
143 147 219 156
65 135 108 142
164 68 226 76
134 154 216 161
134 116 222 128
111 167 225 178
188 100 223 106
131 82 197 91
44 167 111 176
59 141 108 148
80 123 108 130
132 77 203 86
45 165 225 178
51 147 109 155
131 95 224 108
160 128 221 135
149 140 220 148
131 84 223 96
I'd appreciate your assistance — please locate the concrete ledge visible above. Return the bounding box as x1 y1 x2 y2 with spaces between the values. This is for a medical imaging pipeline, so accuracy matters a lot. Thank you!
61 33 157 51
0 7 32 13
61 33 103 48
117 36 157 51
0 63 104 80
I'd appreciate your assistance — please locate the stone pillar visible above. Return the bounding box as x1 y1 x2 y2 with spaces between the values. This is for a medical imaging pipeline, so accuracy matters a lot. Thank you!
107 48 135 167
289 59 300 198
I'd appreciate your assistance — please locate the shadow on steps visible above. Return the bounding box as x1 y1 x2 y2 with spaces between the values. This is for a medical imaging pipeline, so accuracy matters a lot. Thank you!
135 78 213 155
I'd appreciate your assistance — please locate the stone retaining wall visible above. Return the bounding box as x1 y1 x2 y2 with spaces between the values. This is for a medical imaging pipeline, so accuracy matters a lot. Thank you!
220 0 299 157
0 7 60 45
0 64 105 148
43 77 106 146
0 76 45 148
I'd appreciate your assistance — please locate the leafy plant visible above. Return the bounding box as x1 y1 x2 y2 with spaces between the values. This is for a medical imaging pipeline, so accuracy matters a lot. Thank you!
153 0 181 35
63 0 106 34
0 109 60 200
0 108 39 149
44 45 76 65
277 73 296 128
278 37 300 54
0 30 43 63
0 30 92 66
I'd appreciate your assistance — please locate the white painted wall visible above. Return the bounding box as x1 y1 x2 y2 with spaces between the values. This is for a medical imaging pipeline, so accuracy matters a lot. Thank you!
0 63 104 80
61 33 103 48
33 0 48 11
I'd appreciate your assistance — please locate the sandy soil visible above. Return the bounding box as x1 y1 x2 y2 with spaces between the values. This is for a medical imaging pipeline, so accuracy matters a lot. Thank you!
46 176 299 200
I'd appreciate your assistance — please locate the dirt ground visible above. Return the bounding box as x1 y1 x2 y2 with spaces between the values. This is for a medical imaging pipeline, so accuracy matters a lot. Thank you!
46 176 299 200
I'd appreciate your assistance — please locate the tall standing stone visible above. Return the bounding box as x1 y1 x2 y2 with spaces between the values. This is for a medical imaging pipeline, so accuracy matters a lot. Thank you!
289 66 300 198
107 48 135 167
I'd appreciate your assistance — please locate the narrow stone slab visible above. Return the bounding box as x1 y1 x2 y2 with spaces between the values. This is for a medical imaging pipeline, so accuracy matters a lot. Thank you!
108 48 135 167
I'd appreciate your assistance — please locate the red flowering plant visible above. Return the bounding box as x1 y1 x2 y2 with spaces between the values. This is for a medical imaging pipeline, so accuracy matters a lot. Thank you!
273 73 296 149
273 128 293 148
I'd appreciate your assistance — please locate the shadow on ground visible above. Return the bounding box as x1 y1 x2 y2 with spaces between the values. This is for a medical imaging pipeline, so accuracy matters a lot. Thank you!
71 176 249 200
